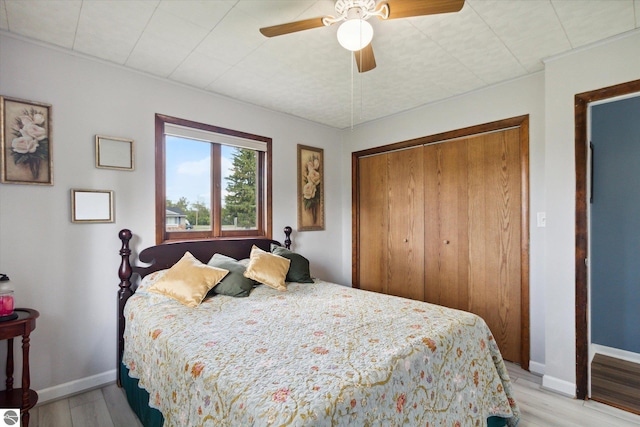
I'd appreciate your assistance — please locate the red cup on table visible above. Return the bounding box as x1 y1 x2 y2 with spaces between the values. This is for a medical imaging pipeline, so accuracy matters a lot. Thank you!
0 291 14 316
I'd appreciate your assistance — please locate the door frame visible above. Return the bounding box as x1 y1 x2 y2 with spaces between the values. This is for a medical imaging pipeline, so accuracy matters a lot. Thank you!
574 78 640 399
352 115 530 369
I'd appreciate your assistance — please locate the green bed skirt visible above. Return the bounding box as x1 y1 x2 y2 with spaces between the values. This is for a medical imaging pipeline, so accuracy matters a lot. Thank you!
488 414 510 427
120 364 509 427
120 363 164 427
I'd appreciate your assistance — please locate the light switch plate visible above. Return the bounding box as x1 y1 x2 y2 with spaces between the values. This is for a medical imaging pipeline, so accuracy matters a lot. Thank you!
537 212 546 228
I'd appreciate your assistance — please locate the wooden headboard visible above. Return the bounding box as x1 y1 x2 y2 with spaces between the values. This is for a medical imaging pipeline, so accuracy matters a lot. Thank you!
116 226 292 384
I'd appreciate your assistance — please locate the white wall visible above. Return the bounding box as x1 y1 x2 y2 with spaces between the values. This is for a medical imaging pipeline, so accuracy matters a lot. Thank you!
340 72 548 373
541 30 640 395
3 27 640 401
0 34 344 399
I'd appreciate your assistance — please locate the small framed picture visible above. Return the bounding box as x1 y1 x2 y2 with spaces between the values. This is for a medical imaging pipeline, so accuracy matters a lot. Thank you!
71 189 114 223
95 135 134 170
1 96 53 185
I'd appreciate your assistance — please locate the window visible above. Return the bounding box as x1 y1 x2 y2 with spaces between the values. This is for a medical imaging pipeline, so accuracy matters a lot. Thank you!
155 114 272 243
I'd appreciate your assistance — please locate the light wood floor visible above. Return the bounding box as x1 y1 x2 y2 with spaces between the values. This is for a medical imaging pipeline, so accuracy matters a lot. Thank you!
29 362 640 427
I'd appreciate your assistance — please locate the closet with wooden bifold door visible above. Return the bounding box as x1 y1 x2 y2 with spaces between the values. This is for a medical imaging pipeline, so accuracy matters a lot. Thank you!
353 116 529 367
358 146 425 301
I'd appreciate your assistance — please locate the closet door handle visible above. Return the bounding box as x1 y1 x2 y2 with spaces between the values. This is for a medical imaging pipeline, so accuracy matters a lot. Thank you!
443 240 450 244
403 238 409 243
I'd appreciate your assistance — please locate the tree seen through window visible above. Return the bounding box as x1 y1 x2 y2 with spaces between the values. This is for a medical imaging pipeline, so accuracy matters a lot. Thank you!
156 113 270 243
222 148 257 229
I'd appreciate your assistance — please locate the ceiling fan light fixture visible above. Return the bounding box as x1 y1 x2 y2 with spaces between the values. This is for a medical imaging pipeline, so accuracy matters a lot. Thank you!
337 18 373 51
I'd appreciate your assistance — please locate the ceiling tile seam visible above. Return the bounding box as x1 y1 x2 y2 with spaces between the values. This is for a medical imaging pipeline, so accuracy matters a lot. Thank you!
218 0 326 84
400 21 478 96
205 58 252 91
466 2 528 75
227 0 339 87
300 1 325 21
542 26 640 65
407 20 489 86
345 69 546 132
2 1 8 32
123 1 162 66
198 13 294 89
230 0 325 75
549 0 573 50
71 0 84 51
215 34 287 86
167 0 241 82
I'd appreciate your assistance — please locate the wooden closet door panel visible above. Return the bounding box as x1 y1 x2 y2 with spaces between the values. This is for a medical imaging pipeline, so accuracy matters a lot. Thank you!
387 147 425 300
424 142 469 310
358 154 389 293
467 129 522 363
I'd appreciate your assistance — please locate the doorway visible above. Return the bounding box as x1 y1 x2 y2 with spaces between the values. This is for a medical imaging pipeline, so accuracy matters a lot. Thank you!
574 79 640 401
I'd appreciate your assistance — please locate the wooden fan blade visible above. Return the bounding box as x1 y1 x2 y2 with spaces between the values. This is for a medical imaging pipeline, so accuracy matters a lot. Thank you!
384 0 464 19
355 43 376 73
260 17 326 37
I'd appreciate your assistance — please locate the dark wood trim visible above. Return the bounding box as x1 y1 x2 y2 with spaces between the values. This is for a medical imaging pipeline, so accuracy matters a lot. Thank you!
257 150 266 238
351 152 360 289
117 229 133 387
519 119 531 372
574 78 640 400
352 115 530 369
265 142 273 239
212 143 222 236
154 113 272 144
154 115 166 245
154 113 272 244
575 94 589 400
353 115 528 159
284 226 292 249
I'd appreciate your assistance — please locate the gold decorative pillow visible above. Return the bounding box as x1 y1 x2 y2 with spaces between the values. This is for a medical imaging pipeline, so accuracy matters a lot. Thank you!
148 251 229 307
243 245 290 292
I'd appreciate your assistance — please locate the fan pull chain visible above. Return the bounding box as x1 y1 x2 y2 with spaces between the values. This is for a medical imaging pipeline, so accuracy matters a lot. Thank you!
351 50 354 130
359 49 363 124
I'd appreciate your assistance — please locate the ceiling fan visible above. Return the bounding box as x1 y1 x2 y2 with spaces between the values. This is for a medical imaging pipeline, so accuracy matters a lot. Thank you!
259 0 465 73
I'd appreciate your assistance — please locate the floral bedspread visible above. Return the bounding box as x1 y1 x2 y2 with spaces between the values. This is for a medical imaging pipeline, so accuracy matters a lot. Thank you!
123 273 520 426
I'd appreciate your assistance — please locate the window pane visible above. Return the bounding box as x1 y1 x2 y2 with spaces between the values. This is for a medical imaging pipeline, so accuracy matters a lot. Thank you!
165 136 212 232
221 145 258 230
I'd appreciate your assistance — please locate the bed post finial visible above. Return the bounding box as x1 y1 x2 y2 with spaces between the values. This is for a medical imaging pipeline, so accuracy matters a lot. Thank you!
117 229 134 387
284 226 292 249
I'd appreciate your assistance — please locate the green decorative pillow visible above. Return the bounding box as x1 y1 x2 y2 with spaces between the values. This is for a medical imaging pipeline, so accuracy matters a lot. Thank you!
270 244 314 283
148 252 229 307
207 254 255 297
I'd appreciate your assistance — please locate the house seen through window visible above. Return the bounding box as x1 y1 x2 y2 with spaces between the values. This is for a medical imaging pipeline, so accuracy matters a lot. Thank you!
155 114 272 243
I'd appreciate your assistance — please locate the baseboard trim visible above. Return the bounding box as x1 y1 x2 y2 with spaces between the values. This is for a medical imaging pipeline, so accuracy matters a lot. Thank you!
36 369 117 404
529 361 545 376
590 344 640 365
542 374 576 397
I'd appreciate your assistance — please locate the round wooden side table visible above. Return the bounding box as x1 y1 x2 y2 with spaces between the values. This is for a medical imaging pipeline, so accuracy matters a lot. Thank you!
0 308 39 427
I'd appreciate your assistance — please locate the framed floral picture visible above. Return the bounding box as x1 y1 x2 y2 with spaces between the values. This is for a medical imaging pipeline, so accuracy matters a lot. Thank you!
297 144 324 231
0 96 53 185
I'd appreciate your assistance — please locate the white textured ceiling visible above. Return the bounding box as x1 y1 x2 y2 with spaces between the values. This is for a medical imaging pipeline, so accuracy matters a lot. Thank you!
1 0 639 129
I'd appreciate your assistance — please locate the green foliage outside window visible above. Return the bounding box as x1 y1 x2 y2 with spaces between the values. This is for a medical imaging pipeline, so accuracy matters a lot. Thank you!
166 148 257 230
166 197 211 227
222 148 257 229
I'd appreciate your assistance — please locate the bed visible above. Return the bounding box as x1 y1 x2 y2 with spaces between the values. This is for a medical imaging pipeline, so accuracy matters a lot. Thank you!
117 228 520 426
